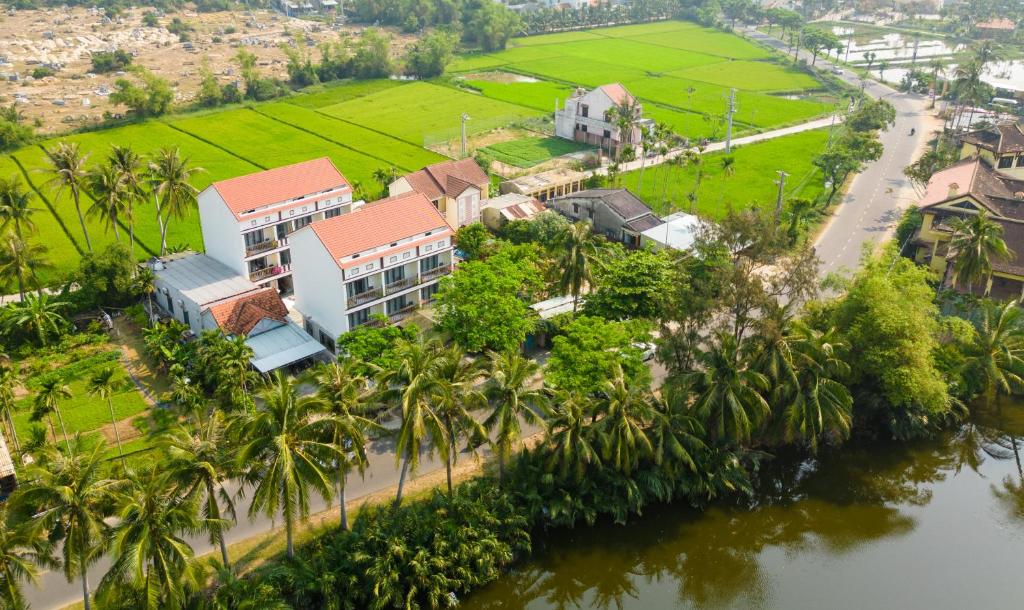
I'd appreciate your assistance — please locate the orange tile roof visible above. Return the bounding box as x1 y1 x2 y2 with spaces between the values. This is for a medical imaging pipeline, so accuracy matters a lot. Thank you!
207 287 289 336
599 83 636 106
309 192 453 265
919 157 981 208
977 18 1015 30
401 159 488 201
211 158 351 219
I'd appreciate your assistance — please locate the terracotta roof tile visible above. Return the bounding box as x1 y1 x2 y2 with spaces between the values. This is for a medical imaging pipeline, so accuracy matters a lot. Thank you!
308 192 453 264
599 83 636 106
207 287 289 336
400 159 488 201
211 158 351 219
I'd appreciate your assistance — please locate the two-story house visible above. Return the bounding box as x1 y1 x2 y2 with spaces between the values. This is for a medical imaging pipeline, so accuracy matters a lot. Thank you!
290 191 456 351
960 121 1024 180
549 188 661 247
554 83 652 158
197 157 358 295
388 158 489 228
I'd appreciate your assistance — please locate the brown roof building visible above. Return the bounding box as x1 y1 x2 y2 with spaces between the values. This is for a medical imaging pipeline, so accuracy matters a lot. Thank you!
388 159 489 228
959 120 1024 182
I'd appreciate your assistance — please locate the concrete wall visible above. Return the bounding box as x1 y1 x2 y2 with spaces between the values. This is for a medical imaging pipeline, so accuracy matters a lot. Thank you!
550 195 629 241
198 188 247 277
290 227 348 344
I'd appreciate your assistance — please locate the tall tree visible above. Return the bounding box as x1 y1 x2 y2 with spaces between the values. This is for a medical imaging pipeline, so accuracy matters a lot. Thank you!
597 364 654 476
0 176 38 243
484 351 548 481
544 390 601 482
149 148 202 255
554 221 600 312
108 145 145 256
783 324 853 452
0 504 55 610
32 377 72 452
948 211 1012 295
963 299 1024 404
86 367 127 468
85 162 128 242
235 372 340 558
431 345 487 495
42 141 93 252
2 292 65 346
0 364 20 454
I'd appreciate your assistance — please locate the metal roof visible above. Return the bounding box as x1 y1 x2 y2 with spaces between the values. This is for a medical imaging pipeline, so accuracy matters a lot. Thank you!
530 294 580 319
247 320 328 373
0 431 15 479
642 212 703 251
154 252 260 308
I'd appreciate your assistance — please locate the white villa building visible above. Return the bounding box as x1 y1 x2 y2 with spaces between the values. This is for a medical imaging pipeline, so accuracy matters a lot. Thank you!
197 157 357 296
290 191 456 352
554 83 652 158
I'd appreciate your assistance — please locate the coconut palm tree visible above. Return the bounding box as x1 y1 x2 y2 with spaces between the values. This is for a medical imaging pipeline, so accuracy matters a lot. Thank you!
0 176 38 243
108 145 145 255
149 148 202 256
0 232 50 300
98 471 205 610
431 345 487 495
962 299 1024 404
607 97 641 160
948 211 1012 295
927 58 945 108
784 197 816 244
13 438 122 610
235 371 341 558
0 504 55 610
371 166 397 197
85 162 128 242
0 364 20 454
554 221 601 312
685 332 771 446
2 292 66 346
596 364 654 476
783 324 853 452
32 377 72 453
86 367 127 468
310 359 379 528
648 388 704 476
159 410 237 568
952 61 985 130
544 389 601 482
42 141 93 252
484 351 548 482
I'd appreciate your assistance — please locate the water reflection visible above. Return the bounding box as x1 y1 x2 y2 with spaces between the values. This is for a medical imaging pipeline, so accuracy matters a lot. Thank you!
467 408 1024 609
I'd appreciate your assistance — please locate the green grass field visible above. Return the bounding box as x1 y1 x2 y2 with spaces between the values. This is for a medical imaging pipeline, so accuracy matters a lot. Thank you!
480 137 592 168
620 129 830 219
283 78 404 109
459 78 574 112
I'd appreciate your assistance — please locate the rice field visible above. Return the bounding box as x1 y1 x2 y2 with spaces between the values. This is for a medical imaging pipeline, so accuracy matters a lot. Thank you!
480 137 592 168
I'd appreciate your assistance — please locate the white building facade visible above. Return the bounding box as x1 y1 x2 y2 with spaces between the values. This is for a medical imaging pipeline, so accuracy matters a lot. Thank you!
554 83 651 158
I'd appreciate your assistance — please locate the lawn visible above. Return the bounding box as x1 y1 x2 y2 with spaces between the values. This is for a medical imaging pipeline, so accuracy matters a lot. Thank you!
619 128 830 219
319 82 543 146
459 78 575 112
480 137 592 168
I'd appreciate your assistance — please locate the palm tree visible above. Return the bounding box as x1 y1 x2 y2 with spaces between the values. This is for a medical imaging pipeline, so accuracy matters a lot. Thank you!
32 377 73 452
310 359 378 528
607 98 641 160
597 365 653 476
0 504 55 610
86 367 127 468
0 176 39 243
963 299 1024 404
431 346 487 495
685 332 771 446
554 221 600 312
0 232 50 300
863 51 876 70
544 390 601 481
784 197 816 244
878 60 889 81
160 411 237 568
2 292 66 346
207 334 257 410
13 438 122 610
98 471 205 610
371 166 397 196
783 325 853 452
42 141 93 252
484 351 548 482
108 144 145 255
927 58 945 108
648 388 704 476
235 371 341 558
948 211 1012 295
952 61 984 130
0 364 20 454
149 148 202 256
85 162 128 242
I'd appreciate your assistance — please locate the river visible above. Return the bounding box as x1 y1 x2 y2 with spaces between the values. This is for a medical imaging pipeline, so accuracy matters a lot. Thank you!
465 402 1024 609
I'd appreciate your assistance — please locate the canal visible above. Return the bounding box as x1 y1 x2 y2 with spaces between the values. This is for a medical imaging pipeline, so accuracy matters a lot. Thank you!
465 403 1024 609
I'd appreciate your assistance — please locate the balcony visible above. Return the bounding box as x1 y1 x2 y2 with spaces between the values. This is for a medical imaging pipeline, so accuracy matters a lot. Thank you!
420 264 452 283
347 287 383 308
245 239 279 257
249 264 290 282
387 303 418 324
384 276 417 294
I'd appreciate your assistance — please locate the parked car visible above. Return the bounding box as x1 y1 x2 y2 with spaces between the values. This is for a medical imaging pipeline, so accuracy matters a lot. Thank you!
832 66 844 75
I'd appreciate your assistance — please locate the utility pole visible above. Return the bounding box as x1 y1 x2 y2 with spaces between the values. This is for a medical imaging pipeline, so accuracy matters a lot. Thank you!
724 89 736 154
774 170 788 225
460 113 470 159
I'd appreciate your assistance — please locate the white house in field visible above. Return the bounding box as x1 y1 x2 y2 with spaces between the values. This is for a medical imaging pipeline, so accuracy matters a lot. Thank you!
554 83 652 158
197 157 358 296
290 191 456 352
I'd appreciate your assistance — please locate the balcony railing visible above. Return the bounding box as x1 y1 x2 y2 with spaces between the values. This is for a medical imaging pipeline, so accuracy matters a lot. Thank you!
384 276 416 294
249 263 290 282
245 239 279 257
420 264 452 282
347 287 383 308
387 303 418 324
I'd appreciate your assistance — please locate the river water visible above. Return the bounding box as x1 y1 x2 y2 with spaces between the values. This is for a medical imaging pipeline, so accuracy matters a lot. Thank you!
465 403 1024 609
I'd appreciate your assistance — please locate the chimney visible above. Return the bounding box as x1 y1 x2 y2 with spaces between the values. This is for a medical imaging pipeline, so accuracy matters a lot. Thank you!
948 182 960 198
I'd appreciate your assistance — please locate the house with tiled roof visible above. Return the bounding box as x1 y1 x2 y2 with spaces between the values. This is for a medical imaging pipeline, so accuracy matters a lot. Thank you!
197 157 357 295
388 158 489 228
290 191 456 350
549 188 661 248
960 121 1024 180
912 156 1024 298
554 83 653 158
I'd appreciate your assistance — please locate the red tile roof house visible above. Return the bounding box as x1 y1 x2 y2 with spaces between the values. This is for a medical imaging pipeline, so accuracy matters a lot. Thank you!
196 157 356 296
388 158 489 228
290 191 456 352
553 83 654 159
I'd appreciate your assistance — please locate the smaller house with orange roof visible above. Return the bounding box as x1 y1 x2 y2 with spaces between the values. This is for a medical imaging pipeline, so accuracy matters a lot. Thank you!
150 252 329 372
388 158 489 228
290 191 456 351
554 83 652 158
975 18 1017 38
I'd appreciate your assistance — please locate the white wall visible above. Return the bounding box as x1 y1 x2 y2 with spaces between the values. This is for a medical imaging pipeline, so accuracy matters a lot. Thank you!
388 177 414 198
290 227 348 341
197 188 247 277
153 276 211 335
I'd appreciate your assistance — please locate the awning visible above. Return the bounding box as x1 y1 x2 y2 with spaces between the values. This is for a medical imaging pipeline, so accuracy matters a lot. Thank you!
247 321 329 373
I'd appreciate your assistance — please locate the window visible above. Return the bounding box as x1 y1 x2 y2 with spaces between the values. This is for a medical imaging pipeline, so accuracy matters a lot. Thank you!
424 244 433 252
347 278 369 297
244 231 265 248
1017 156 1024 168
294 215 312 230
603 129 611 139
348 309 370 328
581 104 589 118
264 216 271 223
166 293 174 313
421 283 440 301
279 250 291 266
572 203 580 214
403 252 412 259
183 310 190 326
385 266 405 285
289 209 296 216
436 240 445 248
324 207 342 219
588 208 594 219
580 124 588 133
389 256 398 263
276 223 288 239
318 331 335 352
365 263 374 271
421 254 441 272
250 220 257 227
386 297 407 315
999 156 1014 169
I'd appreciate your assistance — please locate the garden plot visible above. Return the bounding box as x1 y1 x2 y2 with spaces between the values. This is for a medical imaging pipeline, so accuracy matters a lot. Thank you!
480 137 592 168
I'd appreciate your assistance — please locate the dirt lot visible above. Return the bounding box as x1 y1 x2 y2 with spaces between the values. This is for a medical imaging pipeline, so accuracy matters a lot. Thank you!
0 6 413 134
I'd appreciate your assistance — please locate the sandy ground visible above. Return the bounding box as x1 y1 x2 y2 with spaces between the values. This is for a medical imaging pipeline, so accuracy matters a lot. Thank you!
0 6 413 134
